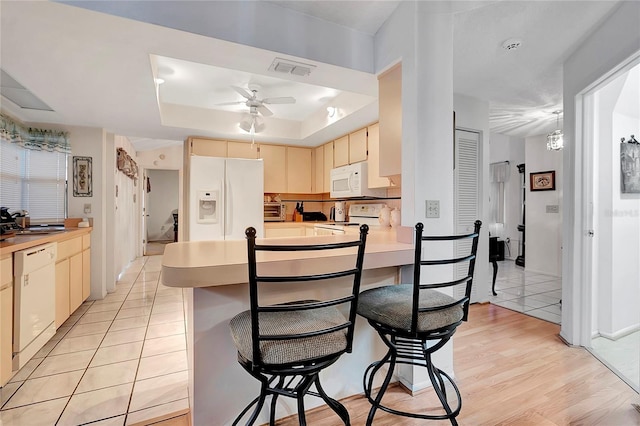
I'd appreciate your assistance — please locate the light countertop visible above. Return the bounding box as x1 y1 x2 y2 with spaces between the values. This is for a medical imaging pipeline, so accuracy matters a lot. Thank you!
161 230 413 288
0 227 92 256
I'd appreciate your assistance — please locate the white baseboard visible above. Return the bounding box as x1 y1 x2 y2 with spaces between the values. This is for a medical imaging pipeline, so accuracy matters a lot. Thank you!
599 323 640 341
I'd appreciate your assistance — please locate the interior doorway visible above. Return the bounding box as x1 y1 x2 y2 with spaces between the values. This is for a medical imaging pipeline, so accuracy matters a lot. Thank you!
582 55 640 391
143 169 180 256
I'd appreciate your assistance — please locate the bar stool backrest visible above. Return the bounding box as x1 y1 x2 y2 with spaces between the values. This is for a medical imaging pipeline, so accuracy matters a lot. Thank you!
245 225 369 368
411 221 482 334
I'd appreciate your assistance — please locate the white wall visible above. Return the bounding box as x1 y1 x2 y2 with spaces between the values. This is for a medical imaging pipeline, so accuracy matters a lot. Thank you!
146 169 179 241
113 136 139 282
524 135 563 276
562 1 640 345
489 133 525 259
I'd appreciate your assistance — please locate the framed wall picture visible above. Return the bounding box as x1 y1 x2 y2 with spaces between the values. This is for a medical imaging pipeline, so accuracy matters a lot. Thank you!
530 170 555 191
73 156 93 197
621 143 640 193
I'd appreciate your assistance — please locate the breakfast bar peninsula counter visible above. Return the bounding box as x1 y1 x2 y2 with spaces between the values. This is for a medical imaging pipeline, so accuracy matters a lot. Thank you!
161 229 414 425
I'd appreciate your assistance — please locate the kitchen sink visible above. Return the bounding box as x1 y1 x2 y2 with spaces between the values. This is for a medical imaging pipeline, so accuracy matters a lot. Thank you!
15 228 66 235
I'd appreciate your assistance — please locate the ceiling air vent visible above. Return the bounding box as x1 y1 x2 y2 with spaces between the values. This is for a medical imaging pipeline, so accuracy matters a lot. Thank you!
269 58 316 77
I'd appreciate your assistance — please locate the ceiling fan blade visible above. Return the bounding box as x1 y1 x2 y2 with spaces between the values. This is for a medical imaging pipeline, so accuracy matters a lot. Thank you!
262 96 296 105
231 85 253 100
257 104 273 117
215 101 245 106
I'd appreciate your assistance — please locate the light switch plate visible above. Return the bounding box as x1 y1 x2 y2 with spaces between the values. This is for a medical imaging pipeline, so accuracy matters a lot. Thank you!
426 200 440 218
546 205 559 213
84 203 91 214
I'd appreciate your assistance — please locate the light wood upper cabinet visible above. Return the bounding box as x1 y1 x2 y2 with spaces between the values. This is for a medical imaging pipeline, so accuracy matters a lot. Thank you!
349 128 368 164
313 145 324 193
333 136 349 167
227 141 259 159
367 123 393 188
378 63 402 176
323 142 334 193
0 254 12 386
190 138 227 157
286 147 312 193
259 144 287 193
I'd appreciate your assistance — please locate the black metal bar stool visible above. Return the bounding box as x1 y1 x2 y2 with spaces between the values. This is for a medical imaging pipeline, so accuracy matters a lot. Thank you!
229 225 369 425
357 221 481 425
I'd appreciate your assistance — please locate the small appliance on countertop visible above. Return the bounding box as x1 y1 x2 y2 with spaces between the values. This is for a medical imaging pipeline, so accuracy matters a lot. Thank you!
302 211 327 222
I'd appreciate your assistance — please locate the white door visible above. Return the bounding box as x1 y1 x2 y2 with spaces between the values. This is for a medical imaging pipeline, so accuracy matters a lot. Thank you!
225 158 264 239
454 129 480 302
142 170 149 256
189 156 225 241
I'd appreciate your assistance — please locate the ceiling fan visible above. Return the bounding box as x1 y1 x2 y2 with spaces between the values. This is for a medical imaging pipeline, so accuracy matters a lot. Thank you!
220 84 296 118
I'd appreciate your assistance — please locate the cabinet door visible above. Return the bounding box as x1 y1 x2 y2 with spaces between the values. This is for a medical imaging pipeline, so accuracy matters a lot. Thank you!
0 283 12 386
55 259 70 328
349 128 368 164
378 63 402 176
259 144 287 193
82 248 91 301
366 123 392 188
333 136 349 167
313 145 324 193
323 142 334 193
191 138 227 157
286 147 312 193
227 141 259 159
69 253 83 313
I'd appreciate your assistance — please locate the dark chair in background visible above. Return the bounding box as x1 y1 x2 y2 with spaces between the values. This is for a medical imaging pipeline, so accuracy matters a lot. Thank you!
356 221 481 425
172 212 178 242
229 225 369 425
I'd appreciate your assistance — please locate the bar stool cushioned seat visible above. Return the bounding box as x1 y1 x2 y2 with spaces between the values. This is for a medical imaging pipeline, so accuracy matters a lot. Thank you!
358 285 463 333
230 304 348 365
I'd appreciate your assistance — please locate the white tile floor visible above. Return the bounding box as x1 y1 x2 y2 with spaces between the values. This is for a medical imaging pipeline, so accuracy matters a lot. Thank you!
0 255 188 426
592 332 640 390
489 259 562 324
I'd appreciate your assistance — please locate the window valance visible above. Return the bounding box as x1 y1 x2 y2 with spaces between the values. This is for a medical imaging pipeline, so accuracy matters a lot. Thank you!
0 113 70 154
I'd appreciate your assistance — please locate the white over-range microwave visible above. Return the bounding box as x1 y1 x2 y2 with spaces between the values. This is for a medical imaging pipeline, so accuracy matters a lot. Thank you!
330 162 386 198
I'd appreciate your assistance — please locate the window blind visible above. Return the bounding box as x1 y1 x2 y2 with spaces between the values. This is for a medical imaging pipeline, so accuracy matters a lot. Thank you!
0 139 67 221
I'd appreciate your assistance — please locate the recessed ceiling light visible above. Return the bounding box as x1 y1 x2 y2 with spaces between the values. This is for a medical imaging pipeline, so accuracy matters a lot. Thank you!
502 38 523 51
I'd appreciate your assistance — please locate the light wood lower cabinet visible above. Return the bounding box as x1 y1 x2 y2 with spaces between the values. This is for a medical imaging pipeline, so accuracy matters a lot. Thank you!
1 254 13 386
55 233 91 327
55 259 70 328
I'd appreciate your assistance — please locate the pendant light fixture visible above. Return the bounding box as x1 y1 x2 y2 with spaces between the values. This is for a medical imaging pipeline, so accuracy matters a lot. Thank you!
546 110 563 151
238 109 265 146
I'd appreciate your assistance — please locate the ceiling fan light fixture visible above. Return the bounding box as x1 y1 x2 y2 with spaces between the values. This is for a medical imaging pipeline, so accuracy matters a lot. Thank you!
546 110 564 151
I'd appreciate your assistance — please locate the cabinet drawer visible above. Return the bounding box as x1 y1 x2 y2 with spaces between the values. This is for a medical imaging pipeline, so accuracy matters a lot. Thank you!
0 255 12 288
82 234 91 250
58 237 82 260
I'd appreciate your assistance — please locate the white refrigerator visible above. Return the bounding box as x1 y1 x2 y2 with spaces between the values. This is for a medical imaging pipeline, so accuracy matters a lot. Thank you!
188 155 264 241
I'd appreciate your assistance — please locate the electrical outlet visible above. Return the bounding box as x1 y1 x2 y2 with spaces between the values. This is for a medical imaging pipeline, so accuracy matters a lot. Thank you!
84 203 91 214
425 200 440 218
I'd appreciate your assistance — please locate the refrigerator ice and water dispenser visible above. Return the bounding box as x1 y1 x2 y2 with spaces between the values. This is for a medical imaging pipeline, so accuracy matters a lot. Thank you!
197 190 219 223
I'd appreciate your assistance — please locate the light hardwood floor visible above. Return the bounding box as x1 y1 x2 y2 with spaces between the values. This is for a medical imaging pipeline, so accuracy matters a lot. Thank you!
272 304 639 425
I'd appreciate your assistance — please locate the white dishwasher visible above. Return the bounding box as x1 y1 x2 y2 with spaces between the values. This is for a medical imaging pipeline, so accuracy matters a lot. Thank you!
13 242 57 371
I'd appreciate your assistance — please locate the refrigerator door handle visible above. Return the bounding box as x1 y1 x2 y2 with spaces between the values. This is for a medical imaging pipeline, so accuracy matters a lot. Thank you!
225 178 232 236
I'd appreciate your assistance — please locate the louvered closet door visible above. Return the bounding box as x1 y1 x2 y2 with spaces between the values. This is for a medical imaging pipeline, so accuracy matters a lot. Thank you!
454 129 480 302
